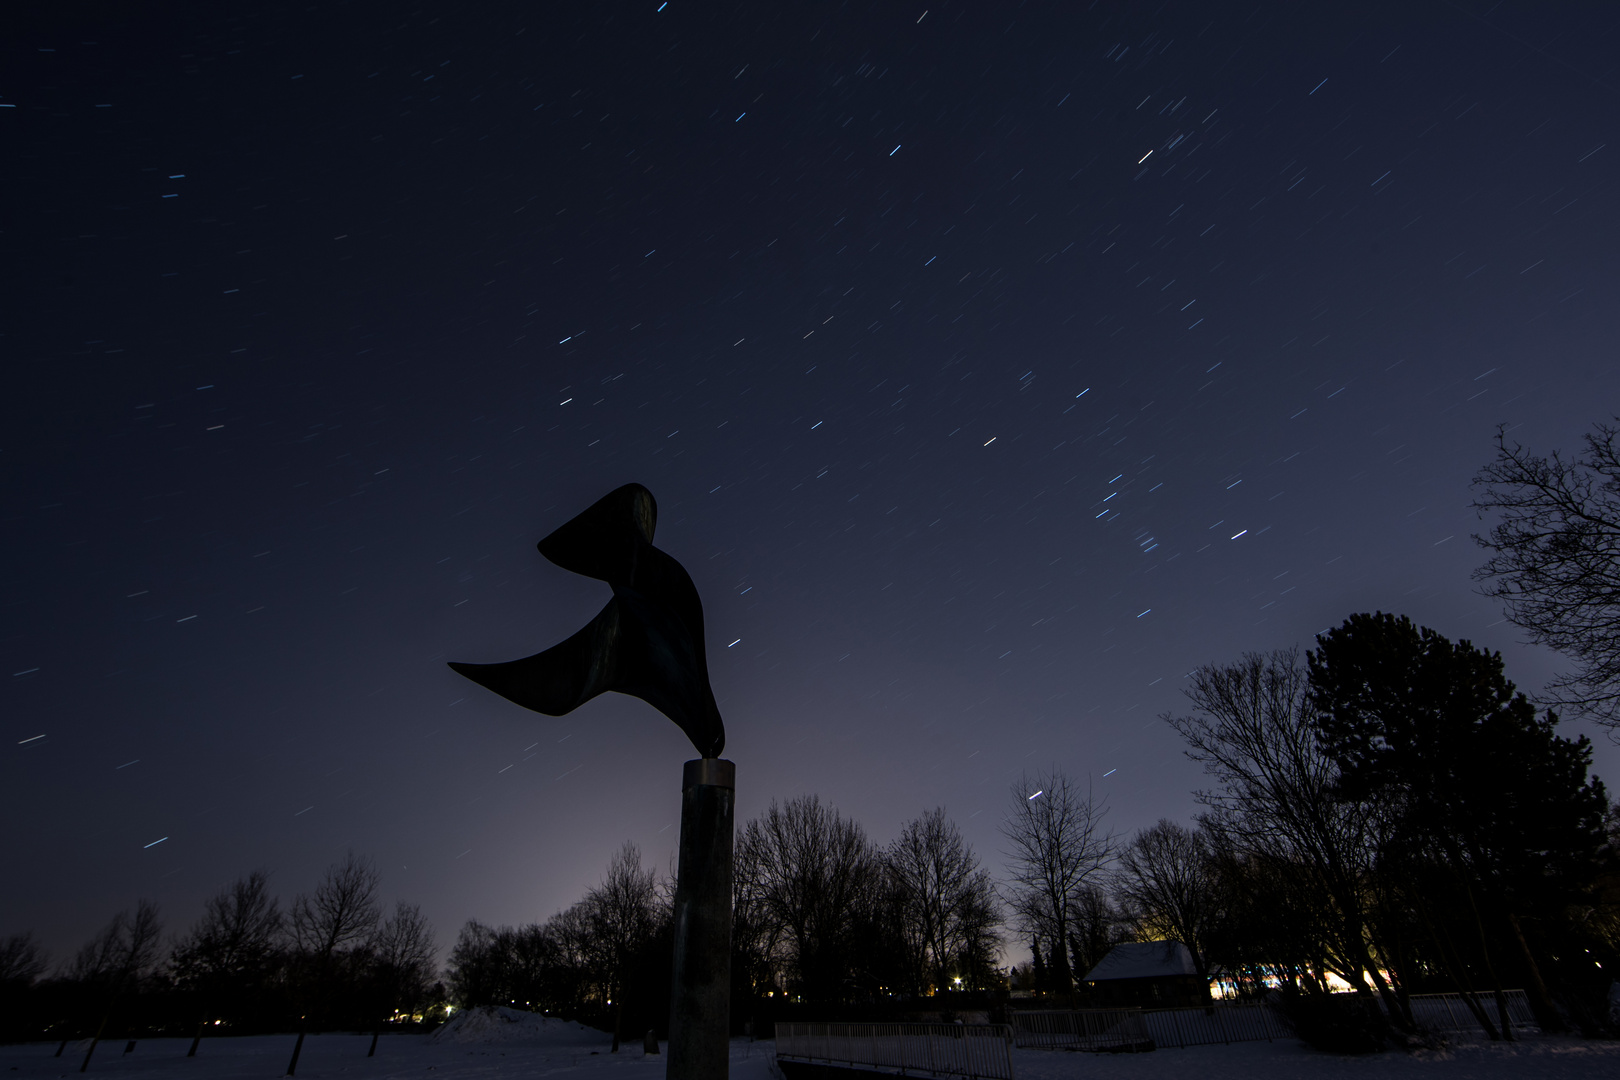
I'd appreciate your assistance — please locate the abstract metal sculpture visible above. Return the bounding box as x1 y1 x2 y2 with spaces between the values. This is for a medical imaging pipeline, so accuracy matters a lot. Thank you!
448 482 725 758
448 483 733 1080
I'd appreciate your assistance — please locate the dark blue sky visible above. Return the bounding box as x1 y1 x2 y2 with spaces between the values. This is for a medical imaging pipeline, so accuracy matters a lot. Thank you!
5 0 1618 963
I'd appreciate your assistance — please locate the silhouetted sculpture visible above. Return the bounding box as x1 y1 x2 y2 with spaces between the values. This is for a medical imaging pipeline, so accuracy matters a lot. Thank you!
448 483 725 758
448 483 734 1080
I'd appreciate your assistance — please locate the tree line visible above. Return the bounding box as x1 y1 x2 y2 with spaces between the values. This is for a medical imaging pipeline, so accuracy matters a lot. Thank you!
1006 615 1618 1040
443 800 1005 1042
444 601 1620 1041
0 853 436 1068
5 615 1617 1049
5 615 1617 1047
5 423 1620 1045
441 600 1620 1043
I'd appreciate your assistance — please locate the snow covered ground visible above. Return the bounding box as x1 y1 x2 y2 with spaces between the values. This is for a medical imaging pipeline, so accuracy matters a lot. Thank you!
4 1020 1618 1080
1010 1034 1620 1080
0 1025 778 1080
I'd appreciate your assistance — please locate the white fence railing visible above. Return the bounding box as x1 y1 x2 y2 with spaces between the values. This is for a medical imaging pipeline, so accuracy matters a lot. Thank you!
1143 1002 1293 1047
1005 1009 1150 1051
1010 988 1536 1052
1008 1004 1289 1050
1402 990 1536 1034
775 1021 1017 1080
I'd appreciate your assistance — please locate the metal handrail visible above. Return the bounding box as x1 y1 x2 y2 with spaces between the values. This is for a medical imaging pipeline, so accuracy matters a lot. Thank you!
1402 989 1535 1033
1008 1002 1291 1050
776 1021 1016 1080
1007 988 1537 1050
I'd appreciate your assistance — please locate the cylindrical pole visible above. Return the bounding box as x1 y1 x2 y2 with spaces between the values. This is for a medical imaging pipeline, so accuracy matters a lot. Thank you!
79 1014 109 1073
667 758 734 1080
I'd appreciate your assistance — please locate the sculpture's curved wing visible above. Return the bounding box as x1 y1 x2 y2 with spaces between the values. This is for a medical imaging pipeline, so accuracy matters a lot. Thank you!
448 483 726 758
448 600 621 717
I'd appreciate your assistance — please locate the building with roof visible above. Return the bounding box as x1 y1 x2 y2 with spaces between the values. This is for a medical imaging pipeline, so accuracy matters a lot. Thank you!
1081 941 1207 1007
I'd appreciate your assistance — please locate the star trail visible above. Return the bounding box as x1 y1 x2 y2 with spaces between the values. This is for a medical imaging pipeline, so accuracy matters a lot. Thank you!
4 1 1618 958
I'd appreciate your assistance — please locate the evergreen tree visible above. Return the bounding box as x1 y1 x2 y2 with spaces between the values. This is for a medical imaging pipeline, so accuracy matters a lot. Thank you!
1309 612 1610 1032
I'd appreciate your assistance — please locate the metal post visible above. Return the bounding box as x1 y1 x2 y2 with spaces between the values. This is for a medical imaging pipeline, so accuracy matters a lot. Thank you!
667 758 734 1080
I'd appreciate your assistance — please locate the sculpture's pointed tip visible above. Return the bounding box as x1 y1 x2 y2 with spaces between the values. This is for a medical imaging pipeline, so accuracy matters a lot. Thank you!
537 484 658 582
447 660 492 689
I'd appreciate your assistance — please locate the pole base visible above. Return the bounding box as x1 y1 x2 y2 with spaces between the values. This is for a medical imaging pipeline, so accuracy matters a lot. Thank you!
667 758 734 1080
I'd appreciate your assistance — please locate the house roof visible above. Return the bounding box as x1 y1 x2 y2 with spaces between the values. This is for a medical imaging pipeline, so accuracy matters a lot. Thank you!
1082 941 1198 982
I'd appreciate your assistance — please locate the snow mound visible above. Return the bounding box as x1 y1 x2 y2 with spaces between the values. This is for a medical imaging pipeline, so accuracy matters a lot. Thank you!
433 1006 598 1045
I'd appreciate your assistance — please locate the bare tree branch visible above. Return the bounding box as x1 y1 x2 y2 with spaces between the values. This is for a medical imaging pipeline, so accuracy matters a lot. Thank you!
0 933 47 987
999 770 1114 993
1163 649 1401 1016
291 852 382 963
885 808 1002 994
1115 819 1218 987
67 900 164 992
370 902 438 1013
734 795 883 1002
171 871 283 990
1473 420 1620 729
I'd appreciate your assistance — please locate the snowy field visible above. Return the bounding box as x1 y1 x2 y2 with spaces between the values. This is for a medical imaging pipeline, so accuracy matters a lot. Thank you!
0 1010 777 1080
5 1018 1619 1080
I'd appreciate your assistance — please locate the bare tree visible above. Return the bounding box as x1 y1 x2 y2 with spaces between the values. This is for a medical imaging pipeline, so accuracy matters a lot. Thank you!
999 770 1115 998
583 843 661 1051
66 926 122 988
1164 650 1409 1028
365 903 436 1055
732 825 786 1003
172 871 282 987
0 933 48 987
170 871 283 1054
1200 838 1339 998
440 861 658 1031
67 901 165 991
544 903 596 1013
291 853 382 962
68 900 164 1071
1114 820 1219 992
885 808 1002 994
1066 884 1123 984
1472 421 1620 729
286 853 381 1075
445 920 501 1008
735 795 883 1003
0 932 47 1046
505 921 568 1011
371 903 436 1002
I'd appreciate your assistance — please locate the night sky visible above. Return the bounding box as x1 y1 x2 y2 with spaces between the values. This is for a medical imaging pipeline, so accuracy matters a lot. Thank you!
7 1 1620 965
